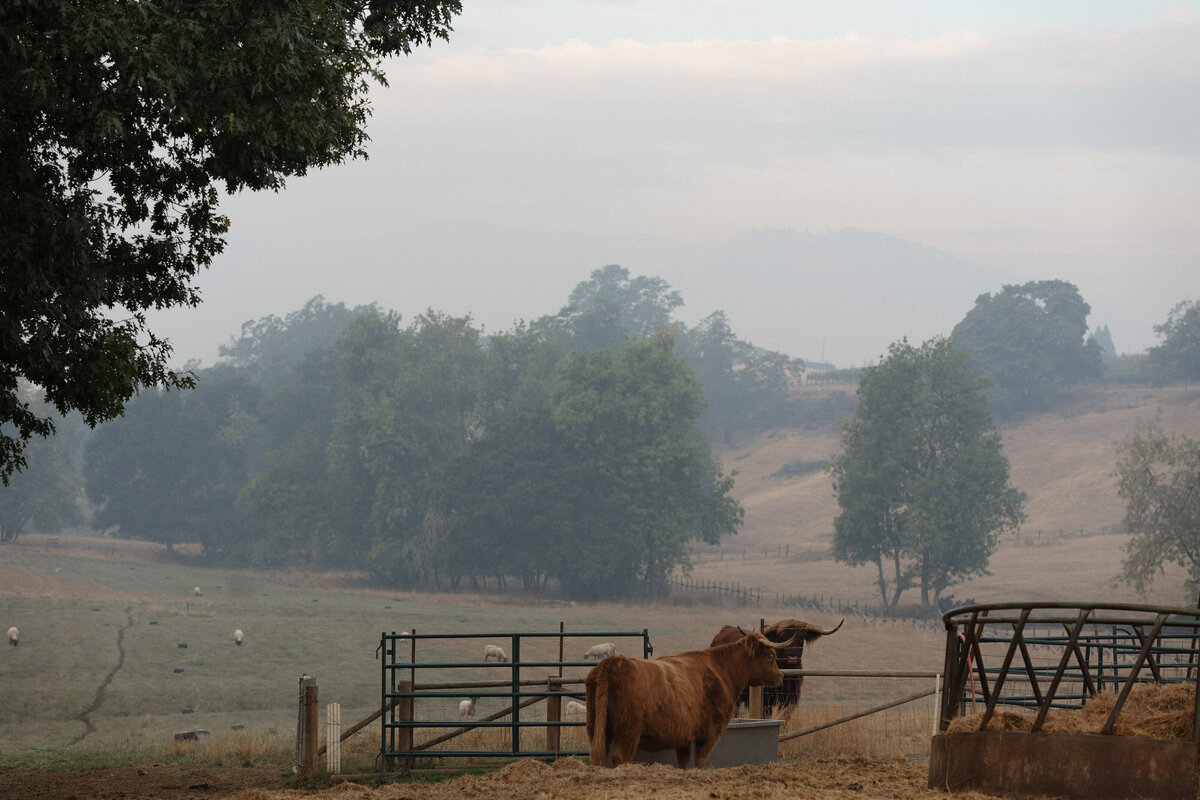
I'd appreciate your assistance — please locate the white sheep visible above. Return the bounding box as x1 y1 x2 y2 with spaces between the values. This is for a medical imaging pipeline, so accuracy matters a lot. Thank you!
582 642 616 661
193 586 202 597
483 644 509 663
565 700 587 715
459 697 478 718
7 626 17 646
234 629 244 646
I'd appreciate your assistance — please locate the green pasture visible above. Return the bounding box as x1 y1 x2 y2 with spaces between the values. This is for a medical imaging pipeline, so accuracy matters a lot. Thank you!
0 548 665 765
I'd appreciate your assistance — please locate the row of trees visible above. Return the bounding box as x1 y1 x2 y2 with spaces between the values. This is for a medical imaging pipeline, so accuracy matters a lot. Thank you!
6 277 1199 607
6 268 806 599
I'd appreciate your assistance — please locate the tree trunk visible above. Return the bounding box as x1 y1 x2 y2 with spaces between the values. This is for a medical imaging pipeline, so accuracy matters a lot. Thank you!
889 548 904 611
875 555 888 607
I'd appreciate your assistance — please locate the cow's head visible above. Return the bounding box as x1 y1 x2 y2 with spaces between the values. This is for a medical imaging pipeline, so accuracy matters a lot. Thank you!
742 631 801 687
761 618 844 670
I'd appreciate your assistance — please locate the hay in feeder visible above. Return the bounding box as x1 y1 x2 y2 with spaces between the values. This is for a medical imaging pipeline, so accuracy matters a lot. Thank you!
948 682 1196 741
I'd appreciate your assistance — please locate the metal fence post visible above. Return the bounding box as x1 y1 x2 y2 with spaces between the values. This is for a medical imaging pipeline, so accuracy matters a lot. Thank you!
326 702 341 774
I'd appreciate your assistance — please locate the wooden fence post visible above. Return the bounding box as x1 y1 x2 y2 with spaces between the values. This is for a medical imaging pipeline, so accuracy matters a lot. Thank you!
304 685 319 776
748 685 764 720
546 678 561 753
295 676 319 777
396 680 414 759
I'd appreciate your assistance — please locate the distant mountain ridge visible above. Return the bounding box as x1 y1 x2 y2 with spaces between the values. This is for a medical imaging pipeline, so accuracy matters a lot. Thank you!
676 227 1017 368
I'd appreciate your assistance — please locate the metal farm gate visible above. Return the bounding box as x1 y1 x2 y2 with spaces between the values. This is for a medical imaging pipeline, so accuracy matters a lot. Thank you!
379 629 653 772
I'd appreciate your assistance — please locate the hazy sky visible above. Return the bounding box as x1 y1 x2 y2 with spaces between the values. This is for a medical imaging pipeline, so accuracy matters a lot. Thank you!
149 1 1200 368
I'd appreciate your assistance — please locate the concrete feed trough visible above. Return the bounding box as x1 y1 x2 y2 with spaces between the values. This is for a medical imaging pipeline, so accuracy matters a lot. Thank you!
631 718 784 769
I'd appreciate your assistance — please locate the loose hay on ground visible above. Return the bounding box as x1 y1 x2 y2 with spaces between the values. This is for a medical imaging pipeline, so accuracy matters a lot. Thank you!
948 682 1196 740
228 757 1003 800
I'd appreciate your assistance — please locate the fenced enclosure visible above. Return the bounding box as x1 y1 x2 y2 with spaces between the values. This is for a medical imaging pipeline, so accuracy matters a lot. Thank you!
379 629 652 772
371 627 943 773
937 602 1200 726
930 602 1200 800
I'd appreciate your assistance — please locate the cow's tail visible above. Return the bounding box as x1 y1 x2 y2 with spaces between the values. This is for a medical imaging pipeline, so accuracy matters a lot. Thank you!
588 676 608 767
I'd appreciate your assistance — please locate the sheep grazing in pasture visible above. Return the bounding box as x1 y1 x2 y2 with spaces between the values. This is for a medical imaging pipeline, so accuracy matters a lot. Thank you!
565 700 587 715
193 586 202 597
459 697 478 718
7 627 17 646
483 644 510 662
583 642 616 661
234 629 244 646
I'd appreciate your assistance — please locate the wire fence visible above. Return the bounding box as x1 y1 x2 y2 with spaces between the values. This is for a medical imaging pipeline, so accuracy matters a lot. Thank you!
665 575 948 633
687 524 1128 564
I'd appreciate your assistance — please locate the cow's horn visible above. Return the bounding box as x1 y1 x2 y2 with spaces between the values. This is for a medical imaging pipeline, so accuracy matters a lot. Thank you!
761 632 802 649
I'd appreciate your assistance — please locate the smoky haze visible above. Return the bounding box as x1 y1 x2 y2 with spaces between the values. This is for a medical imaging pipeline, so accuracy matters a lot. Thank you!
146 1 1200 368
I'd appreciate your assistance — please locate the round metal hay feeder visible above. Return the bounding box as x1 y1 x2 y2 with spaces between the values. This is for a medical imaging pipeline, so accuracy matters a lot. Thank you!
929 602 1200 800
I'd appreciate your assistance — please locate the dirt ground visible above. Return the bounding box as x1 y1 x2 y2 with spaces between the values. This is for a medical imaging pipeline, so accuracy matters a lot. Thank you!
0 763 283 800
0 757 1026 800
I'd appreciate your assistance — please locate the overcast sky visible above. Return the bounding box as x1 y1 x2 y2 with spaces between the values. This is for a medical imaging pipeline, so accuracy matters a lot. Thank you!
150 1 1200 368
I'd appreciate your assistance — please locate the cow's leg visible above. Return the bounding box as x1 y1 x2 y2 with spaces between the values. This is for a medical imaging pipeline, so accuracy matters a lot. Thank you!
693 738 718 769
608 729 640 767
674 745 691 769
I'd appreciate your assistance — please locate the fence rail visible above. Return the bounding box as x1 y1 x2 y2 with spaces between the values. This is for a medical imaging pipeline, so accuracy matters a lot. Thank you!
379 629 652 772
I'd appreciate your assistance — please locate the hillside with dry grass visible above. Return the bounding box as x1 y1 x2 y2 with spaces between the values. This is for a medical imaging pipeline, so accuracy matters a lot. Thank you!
690 384 1200 611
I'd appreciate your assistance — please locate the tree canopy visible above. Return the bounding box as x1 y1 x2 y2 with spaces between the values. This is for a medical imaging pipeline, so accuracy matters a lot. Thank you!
77 294 741 599
0 386 83 543
1116 419 1200 596
829 337 1026 611
950 280 1103 418
537 268 803 442
1146 300 1200 384
676 311 804 444
84 365 262 556
536 265 684 351
0 0 461 483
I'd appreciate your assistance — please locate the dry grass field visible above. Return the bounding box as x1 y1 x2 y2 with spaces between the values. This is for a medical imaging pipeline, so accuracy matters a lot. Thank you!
1 383 1198 799
694 383 1200 610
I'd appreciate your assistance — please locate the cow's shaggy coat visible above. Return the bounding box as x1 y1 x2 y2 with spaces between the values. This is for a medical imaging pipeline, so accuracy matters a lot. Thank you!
586 632 794 769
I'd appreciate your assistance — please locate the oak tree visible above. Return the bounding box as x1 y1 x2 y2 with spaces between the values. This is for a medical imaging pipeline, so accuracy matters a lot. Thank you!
1146 300 1200 384
829 337 1025 611
1116 419 1200 595
951 280 1102 418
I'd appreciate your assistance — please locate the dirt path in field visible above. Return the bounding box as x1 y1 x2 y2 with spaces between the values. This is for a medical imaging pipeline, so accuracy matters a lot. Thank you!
0 757 1025 800
68 606 135 745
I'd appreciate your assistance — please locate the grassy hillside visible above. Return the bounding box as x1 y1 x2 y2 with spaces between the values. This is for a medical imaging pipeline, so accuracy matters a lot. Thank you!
695 383 1200 610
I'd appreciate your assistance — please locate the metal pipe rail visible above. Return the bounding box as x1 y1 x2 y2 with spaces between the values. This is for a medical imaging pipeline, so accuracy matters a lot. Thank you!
931 602 1200 800
379 628 652 772
938 601 1200 735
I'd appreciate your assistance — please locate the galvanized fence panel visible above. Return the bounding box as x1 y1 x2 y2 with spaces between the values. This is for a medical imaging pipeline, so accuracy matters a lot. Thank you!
379 630 652 771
